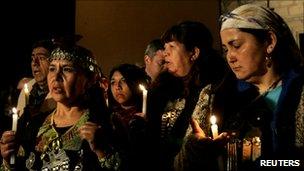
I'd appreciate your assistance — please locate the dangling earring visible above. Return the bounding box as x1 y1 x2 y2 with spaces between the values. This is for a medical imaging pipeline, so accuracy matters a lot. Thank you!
265 55 272 68
191 55 197 62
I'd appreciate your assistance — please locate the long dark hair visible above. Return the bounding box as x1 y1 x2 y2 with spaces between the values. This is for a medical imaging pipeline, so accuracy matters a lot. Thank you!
239 28 304 75
108 63 149 111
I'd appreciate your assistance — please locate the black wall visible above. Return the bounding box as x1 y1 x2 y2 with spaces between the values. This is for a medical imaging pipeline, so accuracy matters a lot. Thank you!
300 33 304 57
1 0 75 91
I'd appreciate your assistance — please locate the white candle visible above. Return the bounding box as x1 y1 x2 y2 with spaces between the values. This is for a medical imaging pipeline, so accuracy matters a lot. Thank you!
12 107 18 132
24 83 29 105
10 107 18 165
139 84 148 115
210 115 218 139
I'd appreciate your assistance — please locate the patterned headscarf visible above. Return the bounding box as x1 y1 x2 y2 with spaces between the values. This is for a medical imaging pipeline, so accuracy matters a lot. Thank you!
220 3 304 74
220 4 288 34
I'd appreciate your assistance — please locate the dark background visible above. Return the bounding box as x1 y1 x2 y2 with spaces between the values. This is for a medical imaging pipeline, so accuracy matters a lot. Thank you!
0 0 75 121
300 33 304 57
0 0 75 103
0 0 75 150
0 0 303 112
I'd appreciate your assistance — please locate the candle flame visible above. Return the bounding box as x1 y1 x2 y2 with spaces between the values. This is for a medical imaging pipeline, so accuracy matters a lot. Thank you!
210 115 217 124
24 83 29 94
12 107 17 114
139 84 146 91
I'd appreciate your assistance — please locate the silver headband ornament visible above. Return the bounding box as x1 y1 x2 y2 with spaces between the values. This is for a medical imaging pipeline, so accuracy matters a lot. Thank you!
50 47 100 73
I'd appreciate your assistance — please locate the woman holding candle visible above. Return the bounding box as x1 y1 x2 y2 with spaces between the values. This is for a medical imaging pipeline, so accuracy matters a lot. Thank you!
175 4 304 171
0 39 56 169
146 20 227 171
1 43 120 170
108 63 150 171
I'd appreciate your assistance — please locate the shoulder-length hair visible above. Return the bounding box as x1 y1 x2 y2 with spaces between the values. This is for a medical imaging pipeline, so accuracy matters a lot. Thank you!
161 20 227 89
108 63 149 111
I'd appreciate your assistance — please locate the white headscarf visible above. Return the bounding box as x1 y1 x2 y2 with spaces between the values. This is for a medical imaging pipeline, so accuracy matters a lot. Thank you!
220 4 283 32
220 4 304 73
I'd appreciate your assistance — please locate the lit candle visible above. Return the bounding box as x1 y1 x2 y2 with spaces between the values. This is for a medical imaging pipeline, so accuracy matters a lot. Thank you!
10 107 18 165
210 115 218 139
139 84 148 115
24 83 29 105
252 136 261 161
12 107 18 132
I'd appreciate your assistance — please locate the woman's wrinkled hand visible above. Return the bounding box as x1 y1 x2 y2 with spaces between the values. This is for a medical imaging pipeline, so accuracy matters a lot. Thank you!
0 131 17 162
78 122 103 153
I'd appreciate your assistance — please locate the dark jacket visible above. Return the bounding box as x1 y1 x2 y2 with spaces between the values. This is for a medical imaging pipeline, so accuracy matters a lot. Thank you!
174 68 304 171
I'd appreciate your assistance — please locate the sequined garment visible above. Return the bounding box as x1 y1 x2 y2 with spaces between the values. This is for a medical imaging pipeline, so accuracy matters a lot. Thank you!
25 110 121 171
184 84 213 138
26 110 89 170
295 85 304 148
160 98 186 139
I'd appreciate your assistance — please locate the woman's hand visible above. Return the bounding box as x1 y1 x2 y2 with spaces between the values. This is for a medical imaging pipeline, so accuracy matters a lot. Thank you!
134 112 146 120
190 118 206 139
78 122 105 158
0 131 17 162
188 118 231 158
190 118 230 145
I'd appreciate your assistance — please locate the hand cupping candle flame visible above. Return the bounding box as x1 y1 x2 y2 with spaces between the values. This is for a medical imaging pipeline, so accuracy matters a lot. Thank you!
210 115 218 139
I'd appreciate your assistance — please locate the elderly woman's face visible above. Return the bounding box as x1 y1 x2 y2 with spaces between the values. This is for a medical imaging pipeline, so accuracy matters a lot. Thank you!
164 41 193 77
110 71 132 106
220 28 268 83
47 59 88 104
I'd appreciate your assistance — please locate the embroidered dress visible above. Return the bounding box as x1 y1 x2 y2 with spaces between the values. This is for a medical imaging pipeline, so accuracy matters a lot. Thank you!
25 110 89 170
24 110 120 171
